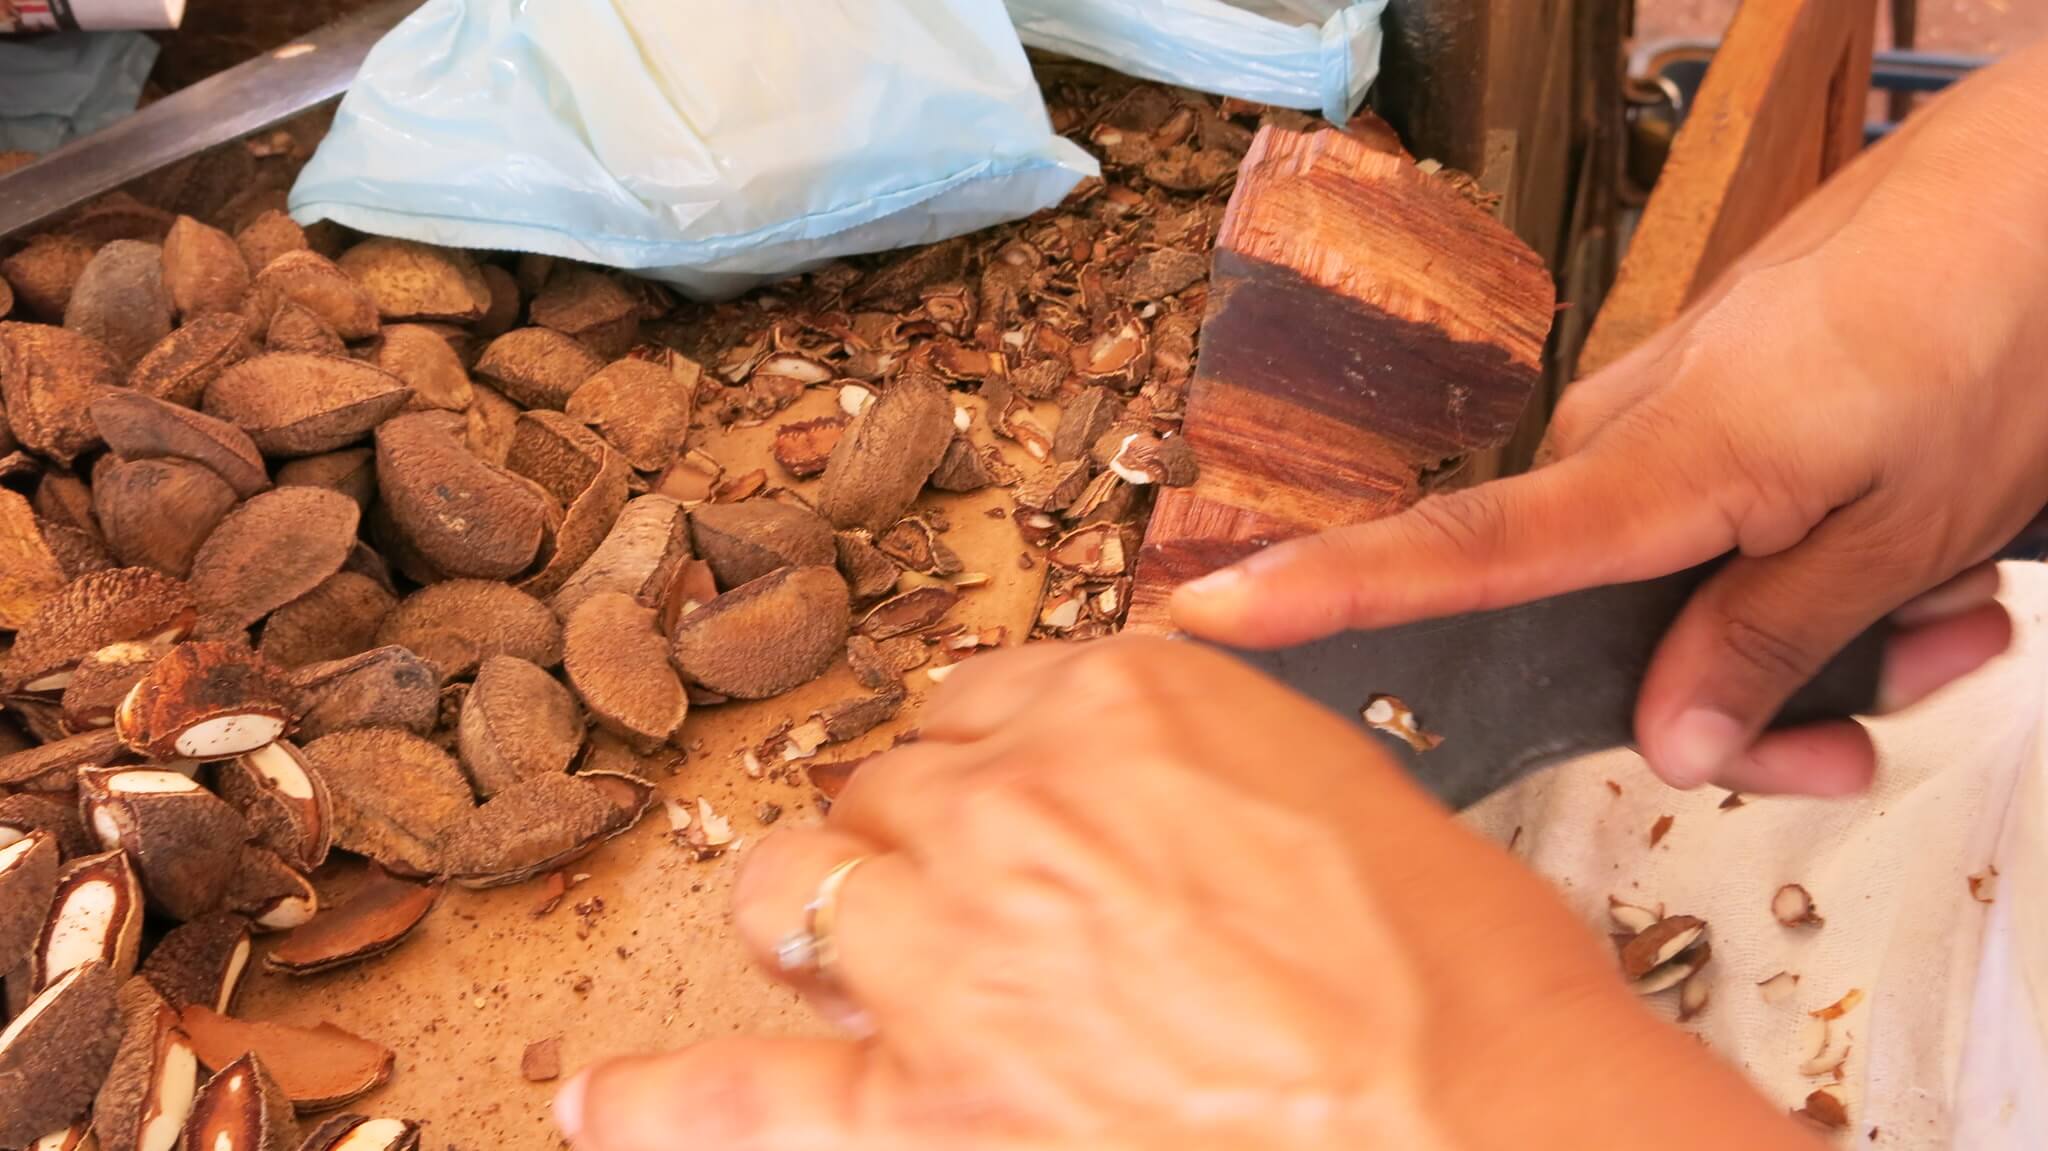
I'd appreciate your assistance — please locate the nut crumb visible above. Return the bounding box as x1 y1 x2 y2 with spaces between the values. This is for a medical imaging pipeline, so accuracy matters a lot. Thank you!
1968 865 1998 903
1719 791 1746 810
1360 694 1442 752
756 802 783 825
1772 883 1823 927
521 1037 562 1082
1648 814 1674 848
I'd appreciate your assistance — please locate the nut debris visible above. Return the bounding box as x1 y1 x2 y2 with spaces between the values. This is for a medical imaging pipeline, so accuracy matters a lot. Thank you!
1771 883 1823 927
89 390 269 500
834 529 903 600
114 643 294 760
668 565 851 699
1677 969 1711 1021
456 656 583 798
1968 865 1998 903
1796 1085 1849 1130
1648 814 1674 848
80 768 252 922
202 354 410 458
6 567 194 694
0 961 124 1148
139 913 252 1014
1811 988 1864 1021
1798 1015 1852 1078
858 585 958 640
563 592 687 753
772 415 848 479
179 1005 393 1113
689 501 836 590
1361 695 1442 753
289 648 440 742
214 741 333 872
374 579 563 678
0 831 60 974
519 1037 561 1083
1619 915 1706 981
1606 897 1660 935
1048 523 1132 577
297 1116 420 1151
266 868 442 975
373 411 551 581
186 487 361 633
1757 971 1800 1005
302 729 474 878
28 851 146 992
180 1053 296 1151
94 978 200 1151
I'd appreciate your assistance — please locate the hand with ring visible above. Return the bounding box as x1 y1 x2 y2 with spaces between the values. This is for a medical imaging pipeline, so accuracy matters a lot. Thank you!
554 638 1829 1151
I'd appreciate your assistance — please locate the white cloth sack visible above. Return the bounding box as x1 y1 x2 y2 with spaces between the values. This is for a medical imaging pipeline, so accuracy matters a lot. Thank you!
1464 561 2048 1148
288 0 1099 298
1004 0 1388 123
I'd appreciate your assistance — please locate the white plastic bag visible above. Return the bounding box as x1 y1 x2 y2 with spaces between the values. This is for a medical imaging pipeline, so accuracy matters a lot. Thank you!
289 0 1099 298
1004 0 1388 123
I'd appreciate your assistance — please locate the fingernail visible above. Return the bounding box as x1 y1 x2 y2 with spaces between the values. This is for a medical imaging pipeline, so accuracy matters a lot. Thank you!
554 1070 590 1141
1176 565 1244 600
1657 708 1746 788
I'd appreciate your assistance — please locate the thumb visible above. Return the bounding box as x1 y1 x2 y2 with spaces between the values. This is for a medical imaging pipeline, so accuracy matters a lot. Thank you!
1170 448 1731 647
1634 503 1912 791
557 1038 921 1151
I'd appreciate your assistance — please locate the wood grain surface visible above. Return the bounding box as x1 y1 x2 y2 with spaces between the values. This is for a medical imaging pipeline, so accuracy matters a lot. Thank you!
1126 126 1555 632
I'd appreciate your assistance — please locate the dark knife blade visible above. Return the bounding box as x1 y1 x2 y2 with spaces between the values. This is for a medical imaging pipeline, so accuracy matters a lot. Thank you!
1205 562 1889 810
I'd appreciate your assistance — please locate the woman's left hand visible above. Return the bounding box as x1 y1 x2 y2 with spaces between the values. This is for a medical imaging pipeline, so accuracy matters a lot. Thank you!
554 638 1825 1151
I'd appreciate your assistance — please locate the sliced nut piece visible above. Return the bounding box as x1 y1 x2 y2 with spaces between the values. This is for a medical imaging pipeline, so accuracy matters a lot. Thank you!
1755 970 1800 1006
214 741 333 872
772 415 847 479
1606 896 1660 935
298 1116 421 1151
564 356 697 471
129 312 256 409
248 251 378 341
1361 694 1443 753
439 771 653 888
474 327 604 410
1631 939 1710 995
1 321 121 465
114 643 293 760
375 580 564 677
817 370 954 533
181 1053 296 1151
266 868 442 976
0 831 60 974
335 239 490 323
858 585 958 640
875 518 961 577
688 501 836 590
0 961 124 1148
80 768 252 922
505 410 630 598
162 216 251 319
372 325 473 412
456 656 583 799
202 353 410 458
6 567 195 694
530 267 640 358
257 572 397 669
94 978 199 1151
1618 915 1706 981
139 913 252 1014
187 486 361 634
1052 386 1121 462
289 647 441 743
844 635 897 691
378 410 555 580
221 847 318 932
1771 883 1823 927
1798 1015 1851 1077
653 557 720 638
61 642 171 732
1677 968 1711 1021
301 729 474 877
926 434 1003 493
1108 430 1198 486
813 689 905 744
563 592 687 753
92 457 239 578
548 494 689 623
1795 1085 1849 1130
1811 987 1864 1021
65 240 173 368
668 566 850 700
650 448 723 505
89 391 269 499
180 1005 393 1113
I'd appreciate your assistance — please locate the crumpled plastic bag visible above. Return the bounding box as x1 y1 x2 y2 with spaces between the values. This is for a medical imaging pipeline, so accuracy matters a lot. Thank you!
1004 0 1388 123
0 31 160 154
288 0 1100 298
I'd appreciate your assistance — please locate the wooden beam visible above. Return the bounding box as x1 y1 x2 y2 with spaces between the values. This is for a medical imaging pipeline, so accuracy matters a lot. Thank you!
1579 0 1876 375
1125 126 1555 633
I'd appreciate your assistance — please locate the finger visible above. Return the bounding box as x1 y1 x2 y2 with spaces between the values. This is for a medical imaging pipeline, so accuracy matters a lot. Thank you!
557 1038 908 1151
1877 600 2012 711
1169 447 1731 647
917 640 1091 742
1711 721 1877 797
1892 562 2001 625
1635 504 1915 789
731 828 939 1031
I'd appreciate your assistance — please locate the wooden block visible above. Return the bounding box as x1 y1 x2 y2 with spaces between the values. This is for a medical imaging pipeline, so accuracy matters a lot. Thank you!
1127 126 1554 632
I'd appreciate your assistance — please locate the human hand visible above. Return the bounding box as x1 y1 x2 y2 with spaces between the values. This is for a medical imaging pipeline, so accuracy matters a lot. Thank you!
1173 41 2048 796
554 639 1825 1151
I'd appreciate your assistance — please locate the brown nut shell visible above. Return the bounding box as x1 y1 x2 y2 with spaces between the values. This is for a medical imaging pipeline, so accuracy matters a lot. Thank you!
504 410 629 598
0 831 60 976
214 740 333 873
139 913 253 1015
667 565 849 699
0 488 69 629
163 216 252 319
248 251 379 341
93 977 199 1151
816 370 953 533
6 567 195 694
128 312 256 409
547 494 689 623
271 448 375 513
374 580 563 678
562 356 696 470
688 501 835 590
298 1116 420 1151
180 1005 393 1113
64 240 173 368
529 266 640 358
202 353 410 458
60 641 171 732
335 239 490 323
92 457 240 577
90 390 270 499
185 486 360 635
265 868 441 976
0 961 125 1148
288 648 441 743
80 768 253 922
474 327 603 410
372 325 472 412
438 770 652 888
180 1052 297 1151
373 411 550 580
454 656 582 799
1 320 121 464
27 851 146 994
257 572 396 670
562 592 686 753
2 234 96 322
300 729 474 878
